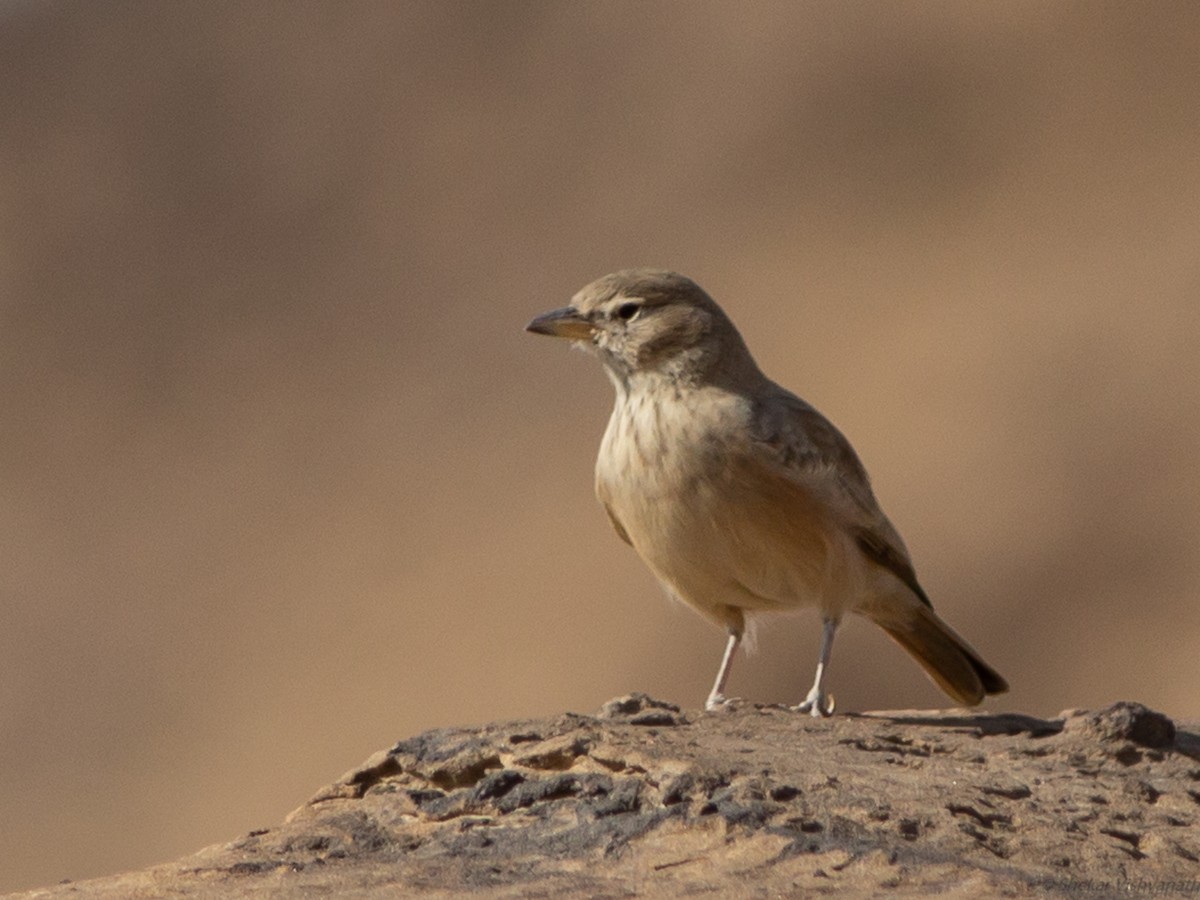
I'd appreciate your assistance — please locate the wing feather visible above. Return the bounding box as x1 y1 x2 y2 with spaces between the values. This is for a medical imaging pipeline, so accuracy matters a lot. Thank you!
750 387 932 606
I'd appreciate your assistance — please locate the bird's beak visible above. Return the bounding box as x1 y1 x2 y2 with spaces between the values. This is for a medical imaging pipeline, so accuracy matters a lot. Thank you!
525 306 593 340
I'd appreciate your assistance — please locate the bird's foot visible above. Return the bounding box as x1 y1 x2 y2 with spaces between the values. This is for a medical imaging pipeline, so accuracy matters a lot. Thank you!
793 689 835 718
704 693 744 712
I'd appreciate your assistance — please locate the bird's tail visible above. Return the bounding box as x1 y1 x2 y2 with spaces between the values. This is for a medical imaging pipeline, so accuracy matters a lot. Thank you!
871 602 1008 706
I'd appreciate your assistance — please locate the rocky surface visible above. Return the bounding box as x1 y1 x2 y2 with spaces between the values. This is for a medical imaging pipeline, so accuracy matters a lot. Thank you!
17 697 1200 898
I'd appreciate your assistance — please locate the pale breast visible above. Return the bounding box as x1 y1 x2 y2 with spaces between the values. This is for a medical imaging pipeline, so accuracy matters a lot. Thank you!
595 385 866 621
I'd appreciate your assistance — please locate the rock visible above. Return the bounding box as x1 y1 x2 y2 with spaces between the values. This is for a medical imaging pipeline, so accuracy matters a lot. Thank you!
17 700 1200 897
1062 702 1177 748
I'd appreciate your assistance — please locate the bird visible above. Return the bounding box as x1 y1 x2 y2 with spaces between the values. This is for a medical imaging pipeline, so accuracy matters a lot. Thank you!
525 269 1007 715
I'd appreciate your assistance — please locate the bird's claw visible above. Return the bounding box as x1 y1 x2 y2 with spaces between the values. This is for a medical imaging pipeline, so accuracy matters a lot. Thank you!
793 691 835 718
705 694 744 712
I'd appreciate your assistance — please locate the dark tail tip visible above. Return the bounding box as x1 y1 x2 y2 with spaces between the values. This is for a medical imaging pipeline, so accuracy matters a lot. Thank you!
879 606 1008 706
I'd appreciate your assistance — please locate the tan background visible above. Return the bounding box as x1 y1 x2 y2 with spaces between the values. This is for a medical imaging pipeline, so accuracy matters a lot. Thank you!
2 1 1198 892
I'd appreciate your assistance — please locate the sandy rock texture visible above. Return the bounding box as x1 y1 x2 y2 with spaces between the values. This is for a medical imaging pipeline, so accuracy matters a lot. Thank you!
18 697 1200 898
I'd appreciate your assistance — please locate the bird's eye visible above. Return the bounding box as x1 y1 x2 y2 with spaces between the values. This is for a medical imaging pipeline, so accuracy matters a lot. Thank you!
615 302 641 321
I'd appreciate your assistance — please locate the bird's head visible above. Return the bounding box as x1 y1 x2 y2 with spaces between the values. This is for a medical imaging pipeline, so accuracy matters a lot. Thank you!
526 269 759 390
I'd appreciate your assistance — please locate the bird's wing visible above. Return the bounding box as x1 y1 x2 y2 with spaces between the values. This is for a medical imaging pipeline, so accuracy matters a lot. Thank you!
601 500 634 546
853 523 931 607
748 387 932 607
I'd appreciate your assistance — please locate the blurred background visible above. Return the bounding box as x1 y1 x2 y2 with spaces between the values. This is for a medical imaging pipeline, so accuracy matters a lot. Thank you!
2 0 1198 891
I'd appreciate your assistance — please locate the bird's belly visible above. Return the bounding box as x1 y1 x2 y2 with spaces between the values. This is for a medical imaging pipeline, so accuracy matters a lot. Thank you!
598 451 865 622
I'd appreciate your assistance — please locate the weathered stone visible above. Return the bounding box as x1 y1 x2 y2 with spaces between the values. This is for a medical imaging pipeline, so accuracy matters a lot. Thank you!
17 700 1199 898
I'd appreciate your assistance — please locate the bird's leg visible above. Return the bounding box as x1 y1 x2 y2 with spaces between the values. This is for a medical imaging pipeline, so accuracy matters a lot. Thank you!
705 629 742 711
795 617 838 717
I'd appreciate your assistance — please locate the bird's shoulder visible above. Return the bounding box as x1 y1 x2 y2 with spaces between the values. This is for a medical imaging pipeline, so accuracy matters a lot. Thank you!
745 385 875 504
